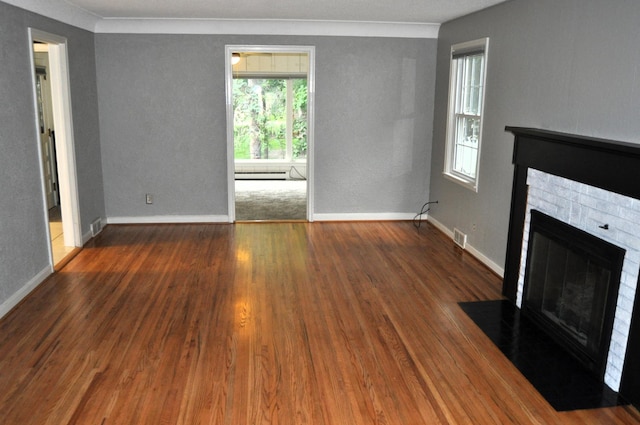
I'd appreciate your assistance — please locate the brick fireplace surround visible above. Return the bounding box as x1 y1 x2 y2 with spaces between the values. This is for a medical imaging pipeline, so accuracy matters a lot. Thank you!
504 127 640 408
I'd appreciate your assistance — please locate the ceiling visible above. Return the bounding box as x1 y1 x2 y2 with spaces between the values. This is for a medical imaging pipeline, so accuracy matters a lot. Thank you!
63 0 508 25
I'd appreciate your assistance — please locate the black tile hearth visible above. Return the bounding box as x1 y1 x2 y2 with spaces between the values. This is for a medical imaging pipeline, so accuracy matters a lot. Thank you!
459 300 628 412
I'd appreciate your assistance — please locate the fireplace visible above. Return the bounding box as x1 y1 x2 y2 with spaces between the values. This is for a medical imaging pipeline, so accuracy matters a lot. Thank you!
522 210 625 378
504 127 640 408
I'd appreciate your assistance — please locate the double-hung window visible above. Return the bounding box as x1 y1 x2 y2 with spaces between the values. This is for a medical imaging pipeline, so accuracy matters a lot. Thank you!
444 38 489 192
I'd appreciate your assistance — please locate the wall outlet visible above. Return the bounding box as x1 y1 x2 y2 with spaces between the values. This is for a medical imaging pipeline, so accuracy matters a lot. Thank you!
145 193 153 204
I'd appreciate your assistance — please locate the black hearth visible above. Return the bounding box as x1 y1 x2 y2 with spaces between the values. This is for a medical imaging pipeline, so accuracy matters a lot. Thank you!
460 300 624 411
522 210 625 378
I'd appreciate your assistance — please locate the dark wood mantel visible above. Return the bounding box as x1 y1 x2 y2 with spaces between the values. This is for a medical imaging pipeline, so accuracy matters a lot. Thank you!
503 126 640 408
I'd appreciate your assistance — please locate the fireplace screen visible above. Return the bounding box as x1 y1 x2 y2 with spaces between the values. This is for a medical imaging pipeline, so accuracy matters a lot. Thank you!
523 210 625 377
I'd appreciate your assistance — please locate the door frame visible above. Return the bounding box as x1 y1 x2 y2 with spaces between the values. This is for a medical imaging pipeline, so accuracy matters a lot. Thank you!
28 28 82 264
224 45 316 222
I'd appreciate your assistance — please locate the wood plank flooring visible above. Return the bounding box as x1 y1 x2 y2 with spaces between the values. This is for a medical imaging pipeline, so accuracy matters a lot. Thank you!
0 221 639 424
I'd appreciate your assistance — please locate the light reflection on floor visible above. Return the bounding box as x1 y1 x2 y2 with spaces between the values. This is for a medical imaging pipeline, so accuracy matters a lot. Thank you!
49 207 76 266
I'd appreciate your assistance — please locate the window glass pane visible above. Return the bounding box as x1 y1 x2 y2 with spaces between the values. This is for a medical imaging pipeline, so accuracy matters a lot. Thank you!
453 115 480 178
232 78 285 160
292 78 308 160
454 60 465 113
462 54 484 116
233 78 307 161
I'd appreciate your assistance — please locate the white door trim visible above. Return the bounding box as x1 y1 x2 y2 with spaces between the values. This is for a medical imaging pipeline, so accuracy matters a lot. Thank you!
224 44 316 222
29 28 82 263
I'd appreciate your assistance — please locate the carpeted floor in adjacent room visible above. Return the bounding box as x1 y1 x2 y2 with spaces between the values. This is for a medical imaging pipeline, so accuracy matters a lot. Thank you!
235 180 307 221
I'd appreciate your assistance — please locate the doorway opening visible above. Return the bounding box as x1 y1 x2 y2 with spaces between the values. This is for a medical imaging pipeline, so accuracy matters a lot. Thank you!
225 46 315 222
29 29 82 269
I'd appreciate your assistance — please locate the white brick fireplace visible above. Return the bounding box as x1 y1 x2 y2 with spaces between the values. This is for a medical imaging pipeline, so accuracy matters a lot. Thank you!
516 168 640 390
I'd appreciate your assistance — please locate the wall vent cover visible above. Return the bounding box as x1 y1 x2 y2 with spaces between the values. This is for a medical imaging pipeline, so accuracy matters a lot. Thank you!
453 228 467 248
90 218 102 237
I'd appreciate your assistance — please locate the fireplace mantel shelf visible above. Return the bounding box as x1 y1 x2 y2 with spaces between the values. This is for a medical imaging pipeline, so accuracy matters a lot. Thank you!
505 127 640 201
506 127 640 154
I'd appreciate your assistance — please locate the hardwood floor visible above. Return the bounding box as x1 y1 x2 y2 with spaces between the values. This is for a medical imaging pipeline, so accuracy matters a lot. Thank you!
0 222 638 424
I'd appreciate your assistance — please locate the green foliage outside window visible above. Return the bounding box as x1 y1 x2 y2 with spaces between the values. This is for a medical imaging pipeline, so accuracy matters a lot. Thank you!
291 79 307 159
233 78 307 160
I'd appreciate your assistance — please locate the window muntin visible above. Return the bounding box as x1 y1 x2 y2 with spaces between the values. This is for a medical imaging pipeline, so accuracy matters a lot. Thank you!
444 38 488 191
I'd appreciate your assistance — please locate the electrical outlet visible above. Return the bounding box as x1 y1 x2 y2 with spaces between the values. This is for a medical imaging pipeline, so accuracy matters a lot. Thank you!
145 193 153 204
472 223 477 232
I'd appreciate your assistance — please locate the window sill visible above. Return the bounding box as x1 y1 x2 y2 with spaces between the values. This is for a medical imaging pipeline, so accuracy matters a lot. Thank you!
443 171 478 193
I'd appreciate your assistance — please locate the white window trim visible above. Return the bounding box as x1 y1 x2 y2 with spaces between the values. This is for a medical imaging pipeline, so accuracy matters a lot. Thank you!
443 37 489 193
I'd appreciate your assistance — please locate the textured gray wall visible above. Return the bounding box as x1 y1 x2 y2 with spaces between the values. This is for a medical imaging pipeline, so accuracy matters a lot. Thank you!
96 35 228 218
95 34 436 218
314 37 435 214
429 0 640 271
0 1 104 305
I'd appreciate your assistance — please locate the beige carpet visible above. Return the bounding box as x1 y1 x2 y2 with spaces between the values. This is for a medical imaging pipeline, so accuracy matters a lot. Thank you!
235 180 307 221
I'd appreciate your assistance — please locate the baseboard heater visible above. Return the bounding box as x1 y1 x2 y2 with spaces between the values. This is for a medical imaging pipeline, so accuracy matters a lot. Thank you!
235 171 287 180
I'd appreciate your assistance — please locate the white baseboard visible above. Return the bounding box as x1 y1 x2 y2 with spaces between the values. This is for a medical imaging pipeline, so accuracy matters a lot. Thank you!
427 216 454 239
107 215 230 224
109 213 423 224
428 217 504 277
0 266 52 319
313 212 417 221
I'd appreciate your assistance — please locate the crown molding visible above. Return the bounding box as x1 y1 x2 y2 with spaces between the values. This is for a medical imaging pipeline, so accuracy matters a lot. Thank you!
3 0 440 39
3 0 99 32
94 19 439 38
5 0 439 38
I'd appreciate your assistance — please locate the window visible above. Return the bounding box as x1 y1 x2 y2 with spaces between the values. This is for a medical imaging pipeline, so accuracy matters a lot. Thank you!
444 38 489 192
233 78 307 160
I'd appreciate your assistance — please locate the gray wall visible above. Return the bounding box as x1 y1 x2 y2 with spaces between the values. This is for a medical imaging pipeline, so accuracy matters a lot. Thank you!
96 34 227 218
95 34 436 218
429 0 640 271
0 1 104 306
314 37 435 214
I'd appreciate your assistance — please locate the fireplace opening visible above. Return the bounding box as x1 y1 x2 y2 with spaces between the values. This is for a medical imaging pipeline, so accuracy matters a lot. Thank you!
523 210 626 378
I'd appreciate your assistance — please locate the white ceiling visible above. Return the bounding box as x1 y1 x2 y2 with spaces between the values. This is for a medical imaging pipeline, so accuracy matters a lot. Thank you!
6 0 509 36
65 0 506 25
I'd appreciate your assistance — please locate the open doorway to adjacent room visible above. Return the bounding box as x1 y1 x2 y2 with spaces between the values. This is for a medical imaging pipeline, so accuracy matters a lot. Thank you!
30 29 82 269
225 46 315 222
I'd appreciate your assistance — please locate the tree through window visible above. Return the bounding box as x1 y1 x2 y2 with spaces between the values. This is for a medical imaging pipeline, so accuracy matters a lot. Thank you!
233 78 307 160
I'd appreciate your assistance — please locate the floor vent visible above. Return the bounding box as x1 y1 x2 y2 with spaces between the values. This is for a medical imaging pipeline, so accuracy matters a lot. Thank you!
453 228 467 249
90 218 102 237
